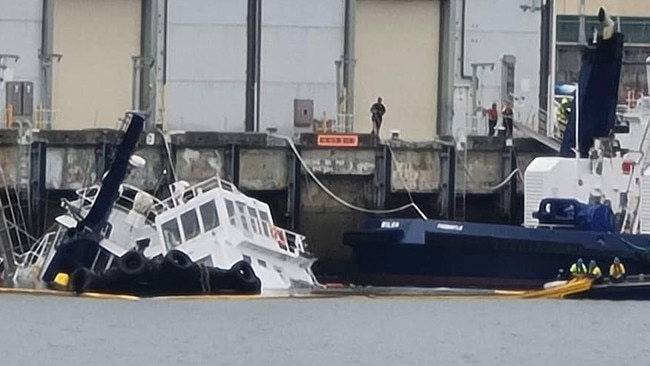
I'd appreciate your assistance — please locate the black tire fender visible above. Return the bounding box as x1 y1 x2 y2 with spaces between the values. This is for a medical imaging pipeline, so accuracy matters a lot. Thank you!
163 249 193 271
118 251 147 276
230 260 257 283
70 267 93 295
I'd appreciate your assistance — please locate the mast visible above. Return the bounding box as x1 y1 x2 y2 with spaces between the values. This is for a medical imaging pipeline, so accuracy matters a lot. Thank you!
547 0 557 139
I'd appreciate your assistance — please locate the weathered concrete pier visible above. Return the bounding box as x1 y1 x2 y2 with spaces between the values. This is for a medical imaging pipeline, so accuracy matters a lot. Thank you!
0 128 555 277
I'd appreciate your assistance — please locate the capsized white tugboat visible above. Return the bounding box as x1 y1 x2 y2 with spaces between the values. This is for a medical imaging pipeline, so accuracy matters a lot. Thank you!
8 112 320 296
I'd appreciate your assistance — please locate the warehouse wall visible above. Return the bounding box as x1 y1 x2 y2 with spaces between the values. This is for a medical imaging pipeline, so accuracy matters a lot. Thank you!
53 0 141 129
354 0 440 141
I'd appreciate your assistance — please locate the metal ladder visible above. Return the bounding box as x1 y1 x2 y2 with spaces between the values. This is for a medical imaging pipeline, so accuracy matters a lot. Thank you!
0 183 17 277
17 139 31 190
0 168 36 279
15 120 33 233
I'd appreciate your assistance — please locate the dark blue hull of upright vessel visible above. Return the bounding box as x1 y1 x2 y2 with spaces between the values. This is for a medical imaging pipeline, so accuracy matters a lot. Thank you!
343 8 641 292
343 218 650 289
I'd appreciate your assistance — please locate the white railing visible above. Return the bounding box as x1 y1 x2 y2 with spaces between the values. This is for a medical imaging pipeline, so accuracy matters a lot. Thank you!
69 184 163 221
334 113 353 133
272 226 309 256
151 177 235 215
11 230 60 287
14 231 57 269
70 186 100 209
0 107 57 130
34 108 58 130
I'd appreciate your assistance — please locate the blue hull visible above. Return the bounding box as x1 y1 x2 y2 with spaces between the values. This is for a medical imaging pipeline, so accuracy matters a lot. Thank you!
343 219 650 289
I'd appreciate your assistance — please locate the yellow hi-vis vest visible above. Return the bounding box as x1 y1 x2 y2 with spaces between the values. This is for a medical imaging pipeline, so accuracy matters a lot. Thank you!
609 263 626 277
590 266 602 278
570 262 587 274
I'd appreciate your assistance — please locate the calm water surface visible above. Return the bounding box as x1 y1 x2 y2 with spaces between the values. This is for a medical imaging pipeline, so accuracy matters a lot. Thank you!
1 294 648 366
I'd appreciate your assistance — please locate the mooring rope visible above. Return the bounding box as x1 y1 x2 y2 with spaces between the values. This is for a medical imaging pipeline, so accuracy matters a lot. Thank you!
272 134 428 220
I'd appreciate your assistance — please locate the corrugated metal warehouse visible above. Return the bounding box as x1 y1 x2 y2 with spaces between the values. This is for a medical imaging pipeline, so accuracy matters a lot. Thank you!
0 0 648 140
0 0 43 121
165 0 345 135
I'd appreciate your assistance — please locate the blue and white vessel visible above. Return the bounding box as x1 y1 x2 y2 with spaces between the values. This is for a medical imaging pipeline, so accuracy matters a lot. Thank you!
343 8 650 289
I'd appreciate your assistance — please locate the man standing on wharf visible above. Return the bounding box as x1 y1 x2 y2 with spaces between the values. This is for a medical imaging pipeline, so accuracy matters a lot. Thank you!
370 97 386 136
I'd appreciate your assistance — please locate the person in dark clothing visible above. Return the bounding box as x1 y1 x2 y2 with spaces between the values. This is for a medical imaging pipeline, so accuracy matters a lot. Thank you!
370 97 386 135
501 103 514 137
486 103 498 136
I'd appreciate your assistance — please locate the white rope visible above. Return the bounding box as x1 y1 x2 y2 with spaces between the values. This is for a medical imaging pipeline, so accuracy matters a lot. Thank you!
157 128 177 180
384 142 428 220
273 134 427 219
486 168 520 191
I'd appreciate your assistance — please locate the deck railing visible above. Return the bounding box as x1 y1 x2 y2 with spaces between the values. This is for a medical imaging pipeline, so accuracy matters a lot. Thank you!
69 184 162 223
151 176 232 215
272 226 309 256
14 230 57 270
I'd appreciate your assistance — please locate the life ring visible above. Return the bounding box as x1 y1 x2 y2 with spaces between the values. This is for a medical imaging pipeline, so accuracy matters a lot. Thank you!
163 249 193 271
70 267 94 295
118 251 147 276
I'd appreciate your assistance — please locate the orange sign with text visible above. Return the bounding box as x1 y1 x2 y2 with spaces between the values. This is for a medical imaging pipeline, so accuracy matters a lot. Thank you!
316 134 359 147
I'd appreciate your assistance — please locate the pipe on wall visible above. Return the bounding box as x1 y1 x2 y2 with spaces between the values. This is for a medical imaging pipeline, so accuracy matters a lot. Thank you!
343 0 356 131
245 0 261 132
40 0 54 113
437 0 456 136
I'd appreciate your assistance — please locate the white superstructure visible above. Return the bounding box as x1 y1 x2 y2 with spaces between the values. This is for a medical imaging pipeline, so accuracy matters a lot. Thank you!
524 93 650 234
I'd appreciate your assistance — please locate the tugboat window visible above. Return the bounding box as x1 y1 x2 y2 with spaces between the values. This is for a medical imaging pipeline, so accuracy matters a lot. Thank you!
236 202 250 232
222 181 233 192
100 223 113 239
225 199 237 227
162 218 182 248
258 211 271 237
181 209 201 241
199 200 220 231
248 207 260 234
